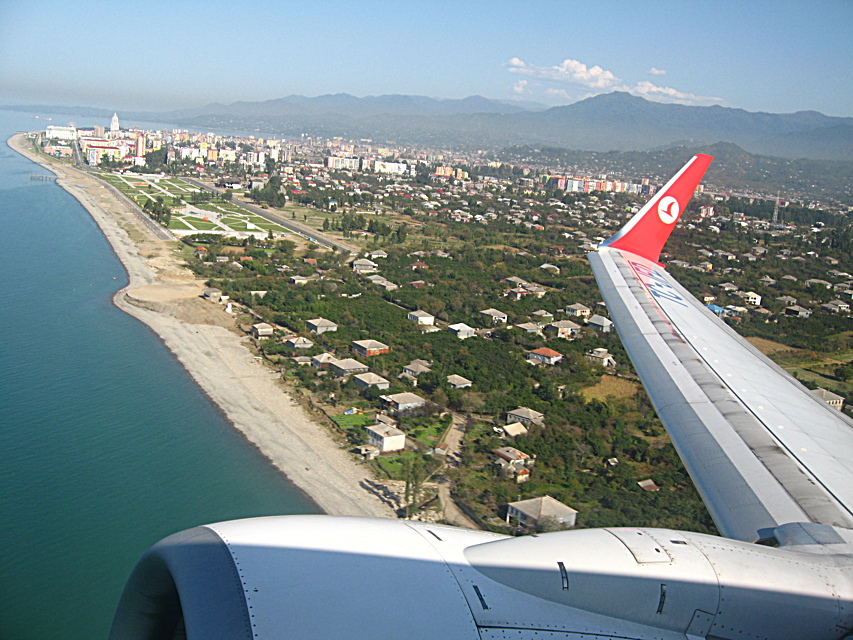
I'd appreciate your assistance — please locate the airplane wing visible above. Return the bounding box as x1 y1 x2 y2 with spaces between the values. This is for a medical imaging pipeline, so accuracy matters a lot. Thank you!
589 154 853 542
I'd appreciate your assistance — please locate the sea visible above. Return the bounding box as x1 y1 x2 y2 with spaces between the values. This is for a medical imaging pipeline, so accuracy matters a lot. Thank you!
0 109 320 640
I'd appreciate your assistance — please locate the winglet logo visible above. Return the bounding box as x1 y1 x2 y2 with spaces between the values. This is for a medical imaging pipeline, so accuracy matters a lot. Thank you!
657 196 680 224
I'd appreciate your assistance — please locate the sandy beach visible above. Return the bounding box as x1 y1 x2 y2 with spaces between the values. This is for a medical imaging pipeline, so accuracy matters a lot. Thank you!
9 133 395 519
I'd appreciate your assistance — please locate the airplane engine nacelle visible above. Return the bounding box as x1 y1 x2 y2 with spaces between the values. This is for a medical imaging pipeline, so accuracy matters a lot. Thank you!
111 517 853 640
465 527 853 640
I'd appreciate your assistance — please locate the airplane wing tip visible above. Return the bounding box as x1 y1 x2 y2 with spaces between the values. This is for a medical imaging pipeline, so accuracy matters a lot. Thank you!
599 154 713 263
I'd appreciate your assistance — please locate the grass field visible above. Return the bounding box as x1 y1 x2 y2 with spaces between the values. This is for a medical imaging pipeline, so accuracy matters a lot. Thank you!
331 413 375 430
580 375 639 402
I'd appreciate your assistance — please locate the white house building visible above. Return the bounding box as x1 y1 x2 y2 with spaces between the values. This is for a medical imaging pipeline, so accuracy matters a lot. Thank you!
365 424 406 453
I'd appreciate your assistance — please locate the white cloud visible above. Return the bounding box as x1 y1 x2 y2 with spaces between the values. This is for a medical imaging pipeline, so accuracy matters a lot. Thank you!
627 80 722 106
504 57 724 107
506 57 619 89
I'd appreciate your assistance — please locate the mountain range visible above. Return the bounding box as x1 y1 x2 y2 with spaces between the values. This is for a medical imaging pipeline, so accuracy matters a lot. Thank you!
5 92 852 162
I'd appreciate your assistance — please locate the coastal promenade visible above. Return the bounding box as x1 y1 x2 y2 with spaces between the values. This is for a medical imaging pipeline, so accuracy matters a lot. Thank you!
8 133 394 519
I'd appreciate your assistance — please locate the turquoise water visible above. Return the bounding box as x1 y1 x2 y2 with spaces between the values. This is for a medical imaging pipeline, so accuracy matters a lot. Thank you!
0 111 319 639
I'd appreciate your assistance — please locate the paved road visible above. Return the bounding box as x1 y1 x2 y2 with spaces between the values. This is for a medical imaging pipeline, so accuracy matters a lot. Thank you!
182 178 359 255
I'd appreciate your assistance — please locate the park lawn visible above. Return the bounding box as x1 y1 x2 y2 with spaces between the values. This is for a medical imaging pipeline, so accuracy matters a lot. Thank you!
190 220 221 230
168 219 194 230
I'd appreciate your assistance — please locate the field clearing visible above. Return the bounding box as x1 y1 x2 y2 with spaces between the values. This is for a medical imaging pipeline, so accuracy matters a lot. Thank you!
580 375 639 402
747 337 799 355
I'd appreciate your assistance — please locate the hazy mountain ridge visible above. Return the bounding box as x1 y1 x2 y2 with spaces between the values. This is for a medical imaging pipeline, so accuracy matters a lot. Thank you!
163 93 531 119
4 92 851 161
166 92 853 161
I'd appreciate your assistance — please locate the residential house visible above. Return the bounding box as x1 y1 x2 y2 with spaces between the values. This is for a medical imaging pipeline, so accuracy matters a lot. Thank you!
501 422 528 438
515 322 543 334
493 446 535 469
307 318 338 334
251 323 274 339
525 284 547 298
784 305 812 318
806 279 832 289
586 348 616 368
505 276 530 288
776 295 798 305
352 339 389 357
506 496 577 529
352 258 378 274
506 287 532 301
369 277 399 291
290 275 309 286
543 320 581 339
446 374 472 389
368 249 388 259
407 309 435 325
284 336 313 349
506 407 545 427
480 308 509 325
354 372 390 391
330 358 369 378
821 300 850 314
527 347 563 366
311 353 337 369
737 291 762 306
448 323 476 339
587 315 613 333
565 303 591 319
381 392 426 414
811 387 845 410
530 310 554 323
365 424 406 453
493 446 535 482
403 359 432 379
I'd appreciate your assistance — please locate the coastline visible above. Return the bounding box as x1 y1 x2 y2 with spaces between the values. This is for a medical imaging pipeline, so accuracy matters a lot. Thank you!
8 133 395 519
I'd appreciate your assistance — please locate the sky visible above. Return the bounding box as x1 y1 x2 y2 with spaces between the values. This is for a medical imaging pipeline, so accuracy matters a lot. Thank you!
1 0 851 117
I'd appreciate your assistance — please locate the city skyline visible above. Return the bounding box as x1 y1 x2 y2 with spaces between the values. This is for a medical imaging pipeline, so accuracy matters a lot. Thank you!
1 0 851 118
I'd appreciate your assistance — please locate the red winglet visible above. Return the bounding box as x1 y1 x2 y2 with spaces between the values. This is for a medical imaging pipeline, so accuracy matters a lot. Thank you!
599 154 713 263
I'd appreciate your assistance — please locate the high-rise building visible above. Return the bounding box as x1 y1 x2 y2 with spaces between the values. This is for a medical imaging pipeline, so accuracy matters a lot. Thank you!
110 113 120 133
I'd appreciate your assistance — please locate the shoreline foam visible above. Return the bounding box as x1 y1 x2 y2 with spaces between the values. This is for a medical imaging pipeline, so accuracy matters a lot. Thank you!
8 133 395 519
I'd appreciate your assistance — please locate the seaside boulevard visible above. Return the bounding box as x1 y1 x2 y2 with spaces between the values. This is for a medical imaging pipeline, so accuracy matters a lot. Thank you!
8 132 394 519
